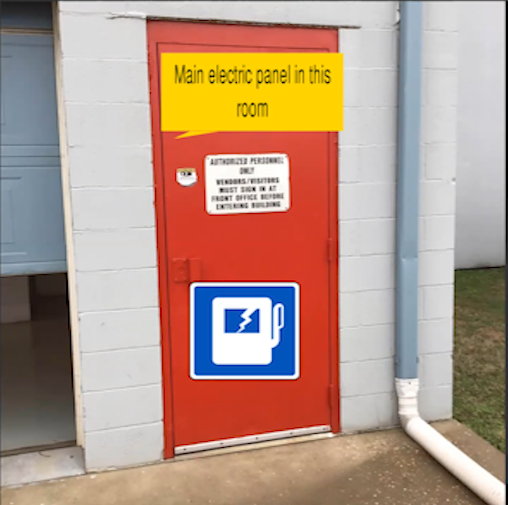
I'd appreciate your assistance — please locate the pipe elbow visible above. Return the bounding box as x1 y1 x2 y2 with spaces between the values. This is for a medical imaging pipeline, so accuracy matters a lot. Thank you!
395 378 506 505
395 378 420 428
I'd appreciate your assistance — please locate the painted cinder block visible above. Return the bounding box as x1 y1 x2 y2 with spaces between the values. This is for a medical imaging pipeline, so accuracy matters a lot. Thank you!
419 250 455 286
341 392 398 432
347 1 397 29
343 69 397 108
341 29 398 69
418 319 454 355
83 385 163 432
66 103 151 147
418 287 425 320
81 347 162 392
339 221 360 257
74 228 157 271
420 180 456 216
62 59 150 104
357 69 397 108
59 1 130 14
423 2 459 32
357 289 395 326
358 145 397 183
340 255 394 292
126 1 396 30
339 292 360 329
423 31 459 70
341 358 394 397
340 183 396 220
84 422 163 471
339 146 396 185
71 188 155 231
76 269 159 312
419 385 453 421
68 145 153 188
339 110 361 148
422 106 458 144
339 256 361 292
59 13 147 61
421 353 453 389
418 217 426 253
422 284 455 320
358 218 395 255
79 308 161 353
422 215 455 251
339 147 361 183
423 69 458 108
340 324 394 363
342 108 397 147
424 143 457 181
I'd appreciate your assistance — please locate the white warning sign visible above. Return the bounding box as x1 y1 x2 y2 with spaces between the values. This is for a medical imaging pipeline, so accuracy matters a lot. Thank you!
205 154 290 215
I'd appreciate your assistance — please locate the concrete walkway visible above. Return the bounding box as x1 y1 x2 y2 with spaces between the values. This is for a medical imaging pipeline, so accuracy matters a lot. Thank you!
2 420 505 505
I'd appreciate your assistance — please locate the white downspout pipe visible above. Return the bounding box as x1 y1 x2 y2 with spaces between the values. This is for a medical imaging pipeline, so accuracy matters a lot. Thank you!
396 379 506 505
396 3 506 505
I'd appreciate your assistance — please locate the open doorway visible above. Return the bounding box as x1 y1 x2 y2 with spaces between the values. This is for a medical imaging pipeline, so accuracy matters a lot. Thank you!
1 2 77 459
0 274 76 455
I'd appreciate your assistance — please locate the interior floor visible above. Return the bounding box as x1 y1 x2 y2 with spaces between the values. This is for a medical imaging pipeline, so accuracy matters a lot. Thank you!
0 285 76 455
1 446 85 487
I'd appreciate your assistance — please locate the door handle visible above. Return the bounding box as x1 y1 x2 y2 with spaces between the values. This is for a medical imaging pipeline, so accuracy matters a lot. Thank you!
171 258 202 283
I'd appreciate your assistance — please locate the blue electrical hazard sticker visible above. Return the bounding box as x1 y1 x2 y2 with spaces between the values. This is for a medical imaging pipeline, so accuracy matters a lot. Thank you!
190 282 300 380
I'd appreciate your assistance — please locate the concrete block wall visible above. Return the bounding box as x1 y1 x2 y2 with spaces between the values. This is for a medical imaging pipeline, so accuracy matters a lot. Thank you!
57 1 163 471
56 1 458 469
339 12 399 431
418 1 458 422
340 1 458 431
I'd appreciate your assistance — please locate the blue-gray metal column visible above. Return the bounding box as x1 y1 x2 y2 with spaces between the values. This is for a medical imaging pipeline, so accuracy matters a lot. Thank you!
396 1 423 379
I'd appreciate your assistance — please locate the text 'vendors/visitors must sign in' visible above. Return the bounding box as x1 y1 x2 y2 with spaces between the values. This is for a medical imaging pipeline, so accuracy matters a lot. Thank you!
205 154 290 215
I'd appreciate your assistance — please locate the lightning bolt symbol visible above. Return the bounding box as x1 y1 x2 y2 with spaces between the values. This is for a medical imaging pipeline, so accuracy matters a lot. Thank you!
237 308 256 333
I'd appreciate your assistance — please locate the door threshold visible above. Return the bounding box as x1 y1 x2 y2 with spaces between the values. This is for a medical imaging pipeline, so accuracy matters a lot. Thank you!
175 425 332 458
175 429 335 462
1 439 76 458
1 446 85 488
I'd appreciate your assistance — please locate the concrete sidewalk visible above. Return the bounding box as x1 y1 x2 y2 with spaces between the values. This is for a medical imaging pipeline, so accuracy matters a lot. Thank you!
2 420 505 505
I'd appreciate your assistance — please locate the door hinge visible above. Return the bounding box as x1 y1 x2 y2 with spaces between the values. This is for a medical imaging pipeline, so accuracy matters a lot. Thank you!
171 258 202 283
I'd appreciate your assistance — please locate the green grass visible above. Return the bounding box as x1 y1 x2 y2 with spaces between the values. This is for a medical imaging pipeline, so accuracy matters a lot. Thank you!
454 267 505 452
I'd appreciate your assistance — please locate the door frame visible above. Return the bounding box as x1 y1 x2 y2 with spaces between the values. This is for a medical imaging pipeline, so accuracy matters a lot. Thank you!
52 3 84 448
0 4 83 449
147 19 340 459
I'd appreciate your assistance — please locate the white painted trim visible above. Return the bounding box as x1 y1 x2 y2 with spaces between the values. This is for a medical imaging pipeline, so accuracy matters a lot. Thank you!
175 425 331 455
51 2 84 448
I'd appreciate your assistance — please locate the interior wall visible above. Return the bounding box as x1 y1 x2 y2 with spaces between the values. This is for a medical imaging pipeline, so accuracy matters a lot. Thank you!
34 273 68 297
0 276 31 324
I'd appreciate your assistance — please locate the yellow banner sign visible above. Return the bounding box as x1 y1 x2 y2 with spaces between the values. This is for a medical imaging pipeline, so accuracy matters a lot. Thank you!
160 53 343 134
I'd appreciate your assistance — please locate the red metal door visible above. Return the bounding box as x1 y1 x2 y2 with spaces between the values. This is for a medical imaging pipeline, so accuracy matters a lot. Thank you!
148 21 339 457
